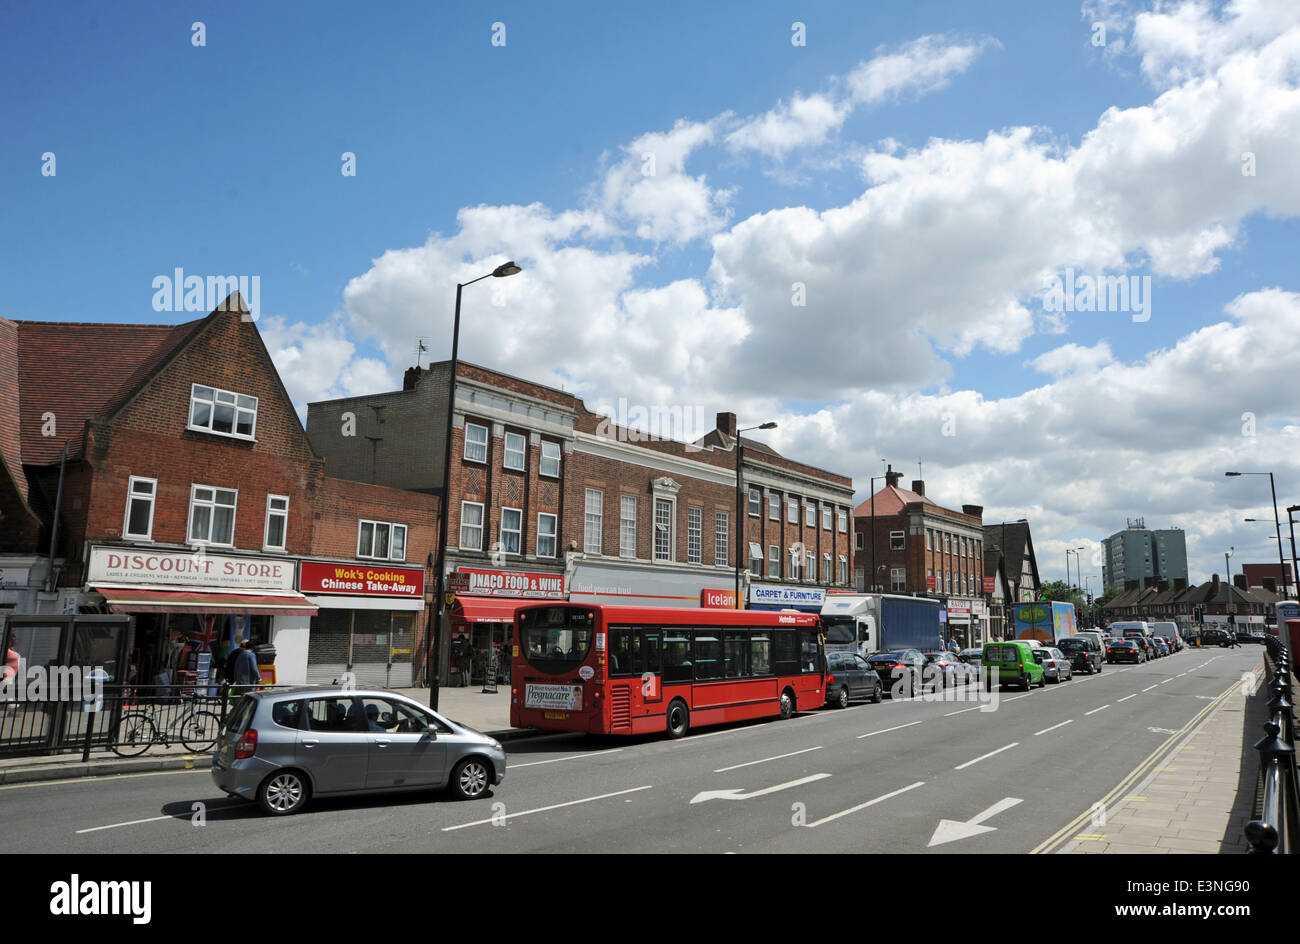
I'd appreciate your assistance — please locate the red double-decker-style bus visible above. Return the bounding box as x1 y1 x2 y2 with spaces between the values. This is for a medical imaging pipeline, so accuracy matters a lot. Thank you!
509 602 825 737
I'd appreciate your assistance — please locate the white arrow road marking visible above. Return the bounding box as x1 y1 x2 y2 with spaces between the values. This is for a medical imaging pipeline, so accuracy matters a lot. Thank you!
1147 726 1178 735
806 781 926 828
928 796 1023 847
690 773 830 804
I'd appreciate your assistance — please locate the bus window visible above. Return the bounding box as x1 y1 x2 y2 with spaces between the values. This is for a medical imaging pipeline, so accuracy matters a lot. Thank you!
608 625 636 677
663 632 692 683
801 635 820 674
773 630 798 676
638 630 662 676
750 633 772 675
695 634 722 680
724 631 750 678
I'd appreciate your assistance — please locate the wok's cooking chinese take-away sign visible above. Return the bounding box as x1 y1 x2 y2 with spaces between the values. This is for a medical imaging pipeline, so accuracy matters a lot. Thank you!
300 561 424 598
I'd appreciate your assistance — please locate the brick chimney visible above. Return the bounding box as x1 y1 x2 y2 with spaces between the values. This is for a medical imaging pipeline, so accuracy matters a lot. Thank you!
1125 579 1139 591
1262 577 1278 594
962 504 983 519
403 366 425 391
1233 573 1248 590
1173 577 1187 591
1211 574 1220 595
716 412 737 439
885 464 901 488
911 480 925 497
1157 579 1169 592
1143 576 1158 589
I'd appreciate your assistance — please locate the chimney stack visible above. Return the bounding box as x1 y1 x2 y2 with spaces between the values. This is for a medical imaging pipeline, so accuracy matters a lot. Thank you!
1211 574 1220 595
1262 577 1278 594
1125 579 1139 591
962 504 983 519
1144 576 1158 589
1157 579 1169 592
716 412 737 439
911 480 925 497
1233 573 1248 590
885 464 901 488
1174 577 1187 591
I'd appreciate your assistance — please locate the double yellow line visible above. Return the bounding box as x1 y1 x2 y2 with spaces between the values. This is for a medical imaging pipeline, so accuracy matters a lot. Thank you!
1030 669 1255 854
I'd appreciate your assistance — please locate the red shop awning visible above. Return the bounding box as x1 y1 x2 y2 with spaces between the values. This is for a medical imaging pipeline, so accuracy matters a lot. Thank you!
451 597 527 624
91 585 319 617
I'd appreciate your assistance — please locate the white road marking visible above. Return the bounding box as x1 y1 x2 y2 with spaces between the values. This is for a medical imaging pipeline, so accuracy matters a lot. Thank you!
857 720 923 739
955 743 1018 770
806 781 926 828
713 746 822 773
691 773 831 804
1117 694 1138 703
944 706 982 716
442 785 653 831
1160 679 1173 684
1142 685 1158 692
512 748 624 768
1085 705 1110 716
1034 720 1073 736
928 796 1023 847
76 815 172 834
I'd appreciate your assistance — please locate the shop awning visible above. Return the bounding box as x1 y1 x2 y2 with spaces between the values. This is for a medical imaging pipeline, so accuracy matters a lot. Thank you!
91 585 319 617
451 597 525 623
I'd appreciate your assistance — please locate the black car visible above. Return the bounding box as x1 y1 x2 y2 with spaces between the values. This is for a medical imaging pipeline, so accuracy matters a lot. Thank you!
866 649 925 697
1201 629 1231 647
825 651 884 708
1107 639 1144 664
1057 636 1103 674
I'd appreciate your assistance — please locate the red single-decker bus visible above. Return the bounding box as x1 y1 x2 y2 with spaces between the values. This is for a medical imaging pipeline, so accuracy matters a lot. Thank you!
509 602 824 737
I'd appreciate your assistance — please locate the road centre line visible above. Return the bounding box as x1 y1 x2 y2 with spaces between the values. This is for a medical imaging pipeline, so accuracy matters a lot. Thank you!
1034 720 1073 736
714 746 822 773
955 743 1018 770
857 720 924 739
442 785 653 831
1142 685 1158 692
806 781 926 828
512 748 624 768
1117 694 1138 703
77 815 172 834
1085 705 1110 716
944 706 982 716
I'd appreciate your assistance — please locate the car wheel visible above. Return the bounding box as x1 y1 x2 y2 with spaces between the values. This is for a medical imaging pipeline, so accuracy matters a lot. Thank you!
1038 673 1046 688
258 769 310 816
871 682 883 704
1020 674 1031 692
449 756 492 800
667 699 690 738
836 686 850 709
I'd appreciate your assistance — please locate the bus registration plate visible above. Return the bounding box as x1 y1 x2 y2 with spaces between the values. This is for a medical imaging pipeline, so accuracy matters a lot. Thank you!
525 684 583 711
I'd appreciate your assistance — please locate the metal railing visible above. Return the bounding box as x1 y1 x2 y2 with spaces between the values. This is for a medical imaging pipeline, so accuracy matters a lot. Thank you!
0 681 296 759
1245 637 1299 853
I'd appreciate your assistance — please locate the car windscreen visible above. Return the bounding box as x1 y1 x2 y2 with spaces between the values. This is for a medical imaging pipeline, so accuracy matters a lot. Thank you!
518 606 597 675
870 651 905 662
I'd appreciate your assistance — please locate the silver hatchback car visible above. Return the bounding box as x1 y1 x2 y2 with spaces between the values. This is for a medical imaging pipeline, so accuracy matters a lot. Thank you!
211 687 507 815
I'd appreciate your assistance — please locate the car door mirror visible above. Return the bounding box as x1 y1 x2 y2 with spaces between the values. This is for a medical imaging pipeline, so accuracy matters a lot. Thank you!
422 724 439 740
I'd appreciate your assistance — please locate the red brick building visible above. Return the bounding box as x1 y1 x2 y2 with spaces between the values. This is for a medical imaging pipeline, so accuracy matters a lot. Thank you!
0 297 436 686
307 361 855 682
853 465 987 646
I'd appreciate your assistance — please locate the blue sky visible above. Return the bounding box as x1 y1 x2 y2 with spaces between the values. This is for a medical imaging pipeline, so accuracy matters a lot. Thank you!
4 0 1299 586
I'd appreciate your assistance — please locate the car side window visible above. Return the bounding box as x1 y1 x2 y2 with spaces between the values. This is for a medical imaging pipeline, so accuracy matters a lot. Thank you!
306 697 366 732
271 699 304 730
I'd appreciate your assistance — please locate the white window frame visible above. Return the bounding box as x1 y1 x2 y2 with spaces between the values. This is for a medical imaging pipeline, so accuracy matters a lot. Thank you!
188 383 257 441
536 513 557 558
768 545 779 578
539 440 561 478
805 505 815 527
464 422 489 464
839 556 848 586
715 512 729 567
890 530 905 551
789 546 800 575
787 499 798 524
584 489 603 555
499 507 523 556
748 487 761 516
927 529 932 550
806 549 815 581
823 508 832 530
503 432 526 471
855 532 864 551
123 476 157 540
768 494 779 521
188 484 237 546
891 567 906 592
838 511 847 533
655 497 675 562
358 519 407 561
823 553 832 582
620 495 637 558
263 494 289 551
459 502 485 551
688 506 703 564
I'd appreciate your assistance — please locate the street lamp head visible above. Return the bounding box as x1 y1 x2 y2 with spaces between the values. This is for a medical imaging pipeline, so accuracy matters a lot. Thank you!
492 261 522 278
1224 472 1241 477
759 422 778 430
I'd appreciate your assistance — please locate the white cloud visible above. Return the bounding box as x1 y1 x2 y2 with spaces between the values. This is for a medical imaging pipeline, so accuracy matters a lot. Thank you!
1029 340 1117 377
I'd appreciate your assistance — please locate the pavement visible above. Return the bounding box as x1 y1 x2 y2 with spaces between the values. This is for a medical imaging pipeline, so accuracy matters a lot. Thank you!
1042 646 1267 854
0 682 519 786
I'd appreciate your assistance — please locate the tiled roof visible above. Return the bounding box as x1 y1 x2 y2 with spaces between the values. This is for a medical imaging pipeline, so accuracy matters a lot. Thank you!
853 483 935 517
14 316 208 465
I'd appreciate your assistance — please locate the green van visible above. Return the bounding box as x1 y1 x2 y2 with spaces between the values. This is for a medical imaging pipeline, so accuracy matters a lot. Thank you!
981 640 1045 691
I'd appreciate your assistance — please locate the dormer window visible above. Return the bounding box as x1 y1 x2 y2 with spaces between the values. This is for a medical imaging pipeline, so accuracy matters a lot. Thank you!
190 384 257 440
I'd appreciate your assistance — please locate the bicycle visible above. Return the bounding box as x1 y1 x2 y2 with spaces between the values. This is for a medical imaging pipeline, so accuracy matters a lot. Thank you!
111 692 223 757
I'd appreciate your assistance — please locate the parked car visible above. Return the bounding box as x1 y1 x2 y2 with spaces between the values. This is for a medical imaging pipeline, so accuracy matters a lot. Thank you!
1107 639 1144 664
867 649 926 696
825 651 884 707
1033 646 1073 683
1151 636 1171 657
212 687 507 815
1125 633 1156 659
982 640 1045 691
1237 631 1264 644
922 650 965 688
956 648 983 682
1057 636 1103 674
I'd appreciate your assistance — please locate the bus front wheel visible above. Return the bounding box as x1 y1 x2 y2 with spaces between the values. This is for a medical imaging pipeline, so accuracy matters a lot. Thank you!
667 700 690 739
779 689 796 720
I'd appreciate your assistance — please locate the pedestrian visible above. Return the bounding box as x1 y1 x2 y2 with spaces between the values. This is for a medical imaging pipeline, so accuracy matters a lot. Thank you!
230 639 261 694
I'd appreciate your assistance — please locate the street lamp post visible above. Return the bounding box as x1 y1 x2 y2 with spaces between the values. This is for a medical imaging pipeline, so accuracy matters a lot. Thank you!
1224 546 1234 626
428 261 521 711
1225 471 1291 599
1289 505 1300 600
734 422 777 609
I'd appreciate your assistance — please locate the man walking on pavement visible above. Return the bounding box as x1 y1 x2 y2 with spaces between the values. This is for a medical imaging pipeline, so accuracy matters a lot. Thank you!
230 639 261 694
